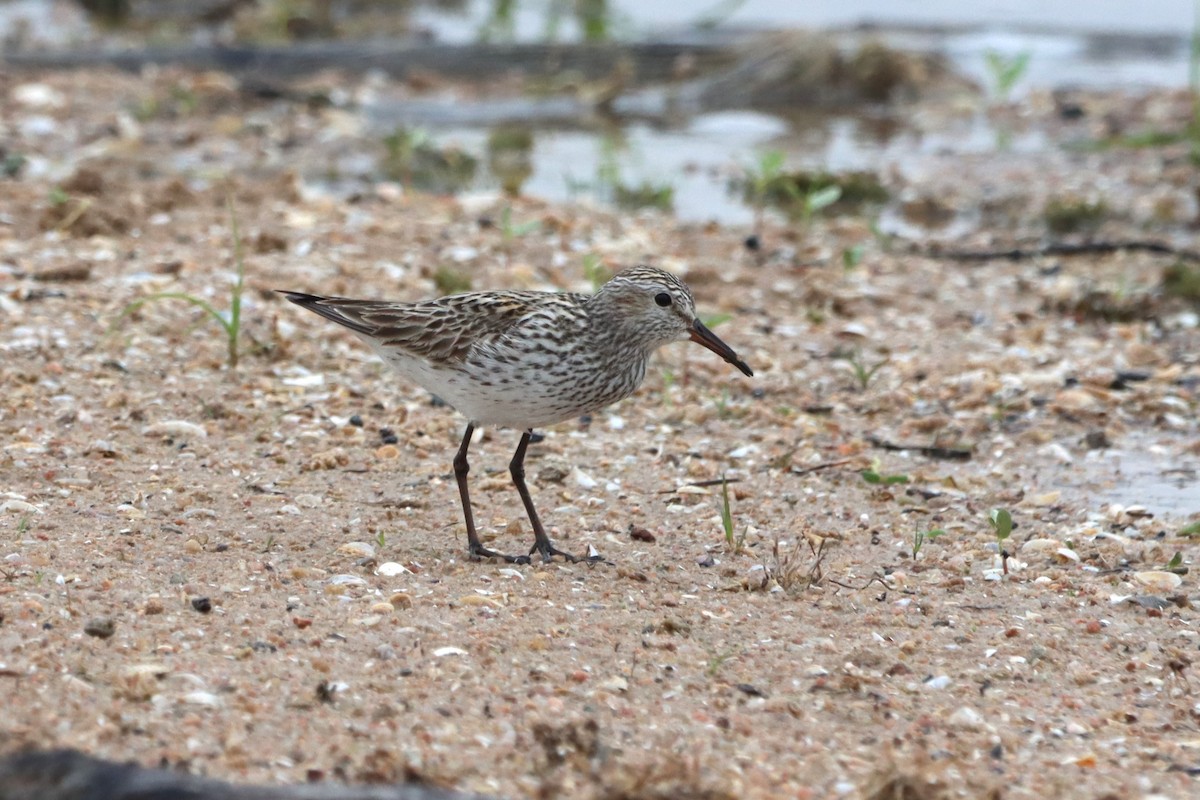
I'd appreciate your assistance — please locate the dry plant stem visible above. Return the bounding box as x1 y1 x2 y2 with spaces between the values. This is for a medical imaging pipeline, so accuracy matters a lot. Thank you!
789 458 853 476
659 477 744 493
806 537 828 586
54 197 93 233
866 435 972 461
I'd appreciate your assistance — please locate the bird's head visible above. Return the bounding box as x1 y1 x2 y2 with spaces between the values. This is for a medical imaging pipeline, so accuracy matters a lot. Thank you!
595 266 753 377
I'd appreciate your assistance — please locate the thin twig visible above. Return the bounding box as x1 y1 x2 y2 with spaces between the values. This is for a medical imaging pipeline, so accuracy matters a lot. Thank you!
829 572 895 592
659 478 743 494
805 537 828 586
789 458 853 476
866 435 972 461
915 240 1200 263
53 197 93 234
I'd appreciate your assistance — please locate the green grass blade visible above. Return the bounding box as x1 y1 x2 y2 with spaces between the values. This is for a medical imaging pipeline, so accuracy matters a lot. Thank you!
226 197 244 368
720 476 734 542
112 292 234 338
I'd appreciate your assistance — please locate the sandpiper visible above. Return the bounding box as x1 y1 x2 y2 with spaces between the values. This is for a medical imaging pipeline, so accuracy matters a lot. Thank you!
280 265 753 563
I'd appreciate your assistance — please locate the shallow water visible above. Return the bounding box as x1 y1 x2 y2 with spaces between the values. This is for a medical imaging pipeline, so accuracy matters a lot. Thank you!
394 3 1192 223
3 1 1193 227
1072 440 1200 519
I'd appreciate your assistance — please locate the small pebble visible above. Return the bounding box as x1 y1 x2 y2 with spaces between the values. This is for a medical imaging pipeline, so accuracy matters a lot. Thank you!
180 691 221 707
338 541 375 558
924 675 952 690
191 597 213 614
536 464 568 483
83 617 115 639
142 420 207 440
948 706 984 730
600 675 629 693
629 524 656 543
1134 571 1182 592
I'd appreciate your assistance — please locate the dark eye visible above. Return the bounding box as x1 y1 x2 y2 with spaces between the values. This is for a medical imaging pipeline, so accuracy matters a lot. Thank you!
654 292 672 307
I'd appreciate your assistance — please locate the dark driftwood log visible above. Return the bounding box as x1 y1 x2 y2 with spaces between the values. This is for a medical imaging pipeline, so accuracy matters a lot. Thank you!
914 240 1200 263
0 749 496 800
2 31 952 125
0 36 738 82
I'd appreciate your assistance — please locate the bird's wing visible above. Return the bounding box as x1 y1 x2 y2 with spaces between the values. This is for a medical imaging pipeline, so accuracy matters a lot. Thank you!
280 290 583 365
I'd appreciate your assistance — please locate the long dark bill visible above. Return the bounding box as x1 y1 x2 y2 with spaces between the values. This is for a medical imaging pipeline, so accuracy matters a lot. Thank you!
689 319 753 377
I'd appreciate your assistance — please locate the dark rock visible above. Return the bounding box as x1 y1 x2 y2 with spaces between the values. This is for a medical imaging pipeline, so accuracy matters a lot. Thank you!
0 748 492 800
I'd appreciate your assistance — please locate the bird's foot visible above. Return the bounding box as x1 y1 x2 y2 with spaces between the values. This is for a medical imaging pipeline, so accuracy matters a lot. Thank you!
530 540 609 565
468 543 532 565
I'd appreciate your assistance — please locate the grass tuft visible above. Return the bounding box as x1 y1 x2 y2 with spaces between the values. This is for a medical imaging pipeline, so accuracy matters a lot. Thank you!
112 199 247 368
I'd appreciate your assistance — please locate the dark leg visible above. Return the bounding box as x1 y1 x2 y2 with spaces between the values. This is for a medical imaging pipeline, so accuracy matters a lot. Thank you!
454 424 529 564
510 430 605 564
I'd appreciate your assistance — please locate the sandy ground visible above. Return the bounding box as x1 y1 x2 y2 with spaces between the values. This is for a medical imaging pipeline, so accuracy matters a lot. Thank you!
1 65 1199 799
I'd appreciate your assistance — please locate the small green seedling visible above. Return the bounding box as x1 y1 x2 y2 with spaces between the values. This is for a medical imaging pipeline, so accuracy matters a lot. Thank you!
984 50 1032 102
499 204 539 243
700 312 732 329
2 151 26 178
988 508 1013 541
868 213 894 253
720 475 745 555
1165 551 1184 573
16 516 31 535
705 647 738 677
1178 521 1200 538
1190 5 1200 164
842 244 865 272
614 180 674 212
375 530 387 551
433 266 472 295
478 0 517 42
113 200 247 368
836 348 889 391
713 389 731 420
581 253 611 291
861 459 908 486
911 527 945 559
660 367 677 404
745 149 792 235
989 507 1013 574
801 184 842 226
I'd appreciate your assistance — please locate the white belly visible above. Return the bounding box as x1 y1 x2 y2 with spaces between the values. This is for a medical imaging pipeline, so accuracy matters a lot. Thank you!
368 341 643 430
